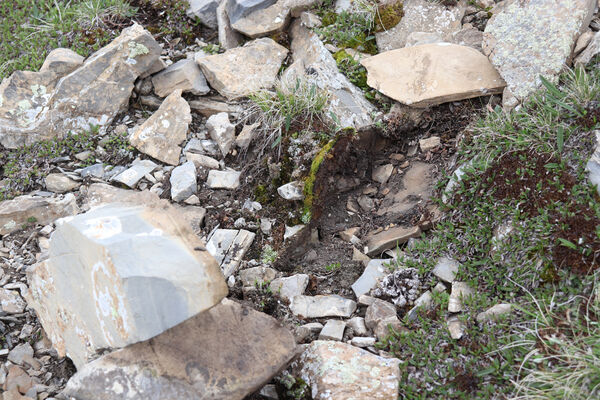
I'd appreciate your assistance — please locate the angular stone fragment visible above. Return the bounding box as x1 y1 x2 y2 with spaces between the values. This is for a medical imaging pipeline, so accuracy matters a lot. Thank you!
476 303 513 323
362 44 506 108
277 181 304 200
231 0 290 38
217 0 244 49
111 160 158 189
448 281 474 313
451 26 484 52
239 266 278 287
151 59 210 97
206 229 255 277
189 97 243 117
376 0 466 52
406 290 432 321
0 194 79 236
432 257 459 283
270 274 309 302
0 24 160 149
26 203 228 369
290 295 356 318
130 90 191 166
587 131 600 194
372 164 394 184
0 288 26 314
227 0 277 23
206 112 235 157
576 31 600 66
351 259 389 298
284 20 375 128
318 320 346 341
235 122 258 149
197 38 288 100
365 226 421 256
40 48 84 75
206 169 241 189
347 316 368 336
63 299 295 400
170 161 198 202
351 336 376 348
483 0 596 107
187 0 222 29
295 341 400 400
420 136 441 152
185 152 221 170
44 173 81 194
447 315 465 340
365 299 397 330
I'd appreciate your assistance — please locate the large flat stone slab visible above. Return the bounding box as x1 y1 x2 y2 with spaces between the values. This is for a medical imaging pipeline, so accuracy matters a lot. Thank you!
26 203 228 369
365 226 421 256
362 43 506 107
290 295 356 318
63 298 296 400
197 38 288 100
295 340 401 400
483 0 596 107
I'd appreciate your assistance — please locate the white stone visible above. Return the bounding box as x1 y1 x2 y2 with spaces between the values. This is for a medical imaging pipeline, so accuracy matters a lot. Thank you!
277 181 304 200
350 336 376 348
448 282 474 313
170 161 198 202
290 295 356 318
270 274 309 302
351 259 390 298
112 159 158 188
206 112 235 157
476 303 513 323
432 257 459 283
206 169 241 190
318 320 346 341
206 229 255 277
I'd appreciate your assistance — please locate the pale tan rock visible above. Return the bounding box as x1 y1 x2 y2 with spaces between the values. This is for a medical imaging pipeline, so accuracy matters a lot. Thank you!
217 0 243 50
130 89 191 166
576 30 600 65
447 315 465 339
476 303 513 323
362 43 506 108
574 30 594 56
448 281 474 313
365 226 421 256
419 136 441 152
236 122 259 149
63 299 296 400
185 152 221 169
189 97 243 117
44 173 81 193
296 341 400 400
231 0 291 37
197 38 288 100
151 59 210 97
39 48 84 76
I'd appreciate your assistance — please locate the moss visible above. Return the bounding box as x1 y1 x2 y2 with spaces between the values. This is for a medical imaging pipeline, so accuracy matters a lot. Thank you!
334 50 368 90
254 184 270 204
375 2 404 32
302 138 337 221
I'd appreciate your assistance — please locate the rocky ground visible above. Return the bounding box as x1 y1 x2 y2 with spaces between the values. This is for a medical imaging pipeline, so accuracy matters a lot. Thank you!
0 0 600 399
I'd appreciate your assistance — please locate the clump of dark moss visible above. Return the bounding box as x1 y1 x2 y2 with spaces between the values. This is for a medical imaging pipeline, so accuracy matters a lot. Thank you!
374 2 403 32
334 50 368 89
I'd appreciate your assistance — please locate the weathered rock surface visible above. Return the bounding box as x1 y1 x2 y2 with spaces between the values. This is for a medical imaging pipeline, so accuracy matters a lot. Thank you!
206 229 255 277
44 173 81 194
432 257 459 283
170 161 198 202
318 320 346 341
576 30 600 66
362 44 506 107
151 59 210 97
290 295 356 318
206 169 241 189
187 0 222 29
351 259 389 298
231 0 290 37
0 24 160 148
587 130 600 194
111 159 158 188
476 303 513 323
365 226 421 256
277 181 304 200
217 0 244 49
63 299 295 400
206 112 235 157
270 274 309 302
0 288 27 314
284 20 376 128
227 0 277 23
0 194 79 236
376 0 466 52
448 281 474 313
130 90 191 166
26 203 228 368
295 341 400 400
483 0 596 107
197 38 288 100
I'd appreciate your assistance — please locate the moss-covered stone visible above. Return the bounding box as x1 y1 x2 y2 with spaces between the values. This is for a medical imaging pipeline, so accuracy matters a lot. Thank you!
375 2 404 32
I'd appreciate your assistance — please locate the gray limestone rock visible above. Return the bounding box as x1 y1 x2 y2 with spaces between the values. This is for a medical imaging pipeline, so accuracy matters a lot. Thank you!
587 131 600 194
270 274 309 302
151 59 210 97
318 320 346 341
206 169 241 189
432 257 459 283
206 112 235 157
63 299 295 400
290 295 356 318
44 173 81 194
227 0 277 23
112 159 158 188
187 0 223 29
277 181 304 201
206 229 255 277
170 161 198 202
26 203 228 369
351 259 390 298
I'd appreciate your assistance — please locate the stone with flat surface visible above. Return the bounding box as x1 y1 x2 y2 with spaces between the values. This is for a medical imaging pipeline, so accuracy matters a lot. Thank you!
151 59 210 97
290 295 356 318
365 226 421 256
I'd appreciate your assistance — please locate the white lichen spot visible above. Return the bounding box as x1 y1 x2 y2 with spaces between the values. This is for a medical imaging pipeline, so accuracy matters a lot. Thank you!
161 119 170 129
128 41 150 59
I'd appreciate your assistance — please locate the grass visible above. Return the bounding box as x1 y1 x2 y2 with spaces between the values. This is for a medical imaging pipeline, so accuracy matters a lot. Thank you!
377 63 600 398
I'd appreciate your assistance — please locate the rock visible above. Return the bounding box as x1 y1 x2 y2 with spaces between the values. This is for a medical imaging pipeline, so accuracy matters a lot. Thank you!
476 303 513 323
365 299 397 330
130 90 191 166
227 0 277 23
235 122 258 149
451 26 484 52
277 181 304 200
483 0 596 107
290 295 356 318
300 11 322 28
0 288 26 314
576 31 600 65
405 31 444 47
170 161 197 202
239 266 278 287
372 268 421 307
185 138 221 157
44 173 80 193
432 257 460 283
351 259 390 298
587 131 600 194
374 316 404 341
362 44 506 108
63 299 295 400
206 169 241 189
216 0 243 50
372 164 394 184
339 227 359 242
406 290 433 321
283 20 376 128
0 24 160 149
448 281 474 313
284 224 304 240
26 203 228 369
151 59 210 97
39 48 84 76
574 30 595 56
447 315 465 340
270 274 309 302
206 112 235 157
206 229 255 277
0 193 79 236
318 320 346 341
433 282 447 293
419 136 441 152
357 195 375 212
347 316 368 336
187 0 222 29
3 366 33 395
80 163 105 179
442 163 469 203
295 341 400 400
7 344 34 366
358 294 377 306
189 97 243 117
197 38 288 100
111 159 158 188
186 152 221 169
376 0 466 52
231 0 290 37
352 247 371 263
365 226 421 256
260 384 279 400
351 336 376 348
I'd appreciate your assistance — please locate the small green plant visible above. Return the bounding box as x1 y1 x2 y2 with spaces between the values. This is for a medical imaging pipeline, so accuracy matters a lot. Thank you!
261 245 278 264
324 261 341 271
202 43 222 54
